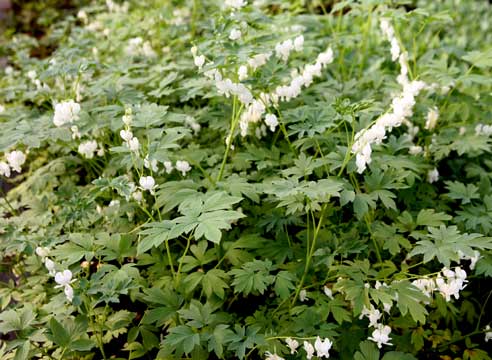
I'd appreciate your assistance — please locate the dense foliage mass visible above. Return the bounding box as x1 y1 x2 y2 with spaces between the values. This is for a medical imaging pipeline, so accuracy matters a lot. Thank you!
1 0 492 359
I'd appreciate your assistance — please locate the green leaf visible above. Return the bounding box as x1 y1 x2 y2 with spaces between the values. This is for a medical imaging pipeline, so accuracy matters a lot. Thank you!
462 48 492 68
131 103 169 127
354 340 380 360
274 271 296 300
178 300 217 329
195 210 245 244
230 260 275 296
201 269 230 299
218 175 259 203
354 193 376 220
381 352 417 360
137 221 174 255
13 341 30 360
163 325 201 355
0 308 34 334
52 233 94 265
416 209 451 227
445 181 480 204
475 254 492 277
391 281 428 324
71 339 96 352
409 225 492 267
225 325 265 359
207 324 233 358
48 318 71 348
327 298 352 325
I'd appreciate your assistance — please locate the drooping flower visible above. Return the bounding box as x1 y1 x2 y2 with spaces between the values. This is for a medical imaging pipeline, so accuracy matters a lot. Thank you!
314 337 332 358
275 39 294 61
144 156 159 172
238 65 248 81
53 100 81 127
317 47 334 66
359 304 382 327
194 55 205 69
485 325 492 342
229 28 242 41
132 190 143 202
264 114 278 132
323 286 334 299
409 145 423 155
303 341 315 360
44 258 56 276
55 270 73 288
64 285 74 302
368 324 393 348
6 150 26 173
285 338 299 354
35 247 50 259
139 176 156 192
412 277 436 299
248 53 271 71
176 160 191 176
78 140 98 159
264 352 284 360
299 289 308 302
120 129 133 142
425 107 439 130
122 107 133 125
163 161 173 174
427 168 439 183
293 35 304 52
185 116 201 134
71 125 81 139
0 162 11 177
458 250 481 270
225 0 247 10
128 137 140 152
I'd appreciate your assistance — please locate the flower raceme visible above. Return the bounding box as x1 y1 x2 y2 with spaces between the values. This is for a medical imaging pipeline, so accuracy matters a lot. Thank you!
411 266 468 302
193 34 334 138
351 19 429 174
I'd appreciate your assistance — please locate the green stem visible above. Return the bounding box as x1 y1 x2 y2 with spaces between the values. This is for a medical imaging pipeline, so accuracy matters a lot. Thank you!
357 6 373 78
138 203 155 222
364 213 382 263
175 234 193 288
337 116 356 177
274 105 297 157
165 238 176 281
476 289 492 331
291 205 328 306
0 187 18 216
216 97 242 183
